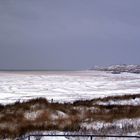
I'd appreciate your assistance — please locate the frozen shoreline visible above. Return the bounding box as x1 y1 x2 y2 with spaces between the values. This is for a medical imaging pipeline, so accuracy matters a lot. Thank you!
0 71 140 105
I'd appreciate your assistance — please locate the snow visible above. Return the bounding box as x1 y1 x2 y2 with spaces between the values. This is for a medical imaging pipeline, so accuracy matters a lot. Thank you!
96 98 140 106
0 71 140 105
28 136 68 140
23 130 140 140
26 137 139 140
24 110 42 120
56 111 67 117
1 71 140 139
81 118 140 131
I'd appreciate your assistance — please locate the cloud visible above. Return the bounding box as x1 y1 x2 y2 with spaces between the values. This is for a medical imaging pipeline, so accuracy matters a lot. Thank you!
0 0 140 69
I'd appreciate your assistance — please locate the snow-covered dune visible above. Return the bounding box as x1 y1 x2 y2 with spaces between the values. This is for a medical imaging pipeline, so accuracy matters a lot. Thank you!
0 71 140 104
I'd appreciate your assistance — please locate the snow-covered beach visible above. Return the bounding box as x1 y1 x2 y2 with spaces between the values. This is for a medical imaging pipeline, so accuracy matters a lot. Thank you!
0 70 140 105
0 70 140 139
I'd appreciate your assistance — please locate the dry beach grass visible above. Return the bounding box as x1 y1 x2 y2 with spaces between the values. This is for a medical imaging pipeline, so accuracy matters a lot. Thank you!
0 94 140 138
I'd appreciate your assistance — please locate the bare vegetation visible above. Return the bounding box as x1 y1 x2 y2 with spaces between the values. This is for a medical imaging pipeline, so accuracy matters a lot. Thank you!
0 94 140 138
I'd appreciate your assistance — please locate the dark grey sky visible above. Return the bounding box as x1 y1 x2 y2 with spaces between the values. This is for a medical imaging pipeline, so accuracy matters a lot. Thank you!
0 0 140 70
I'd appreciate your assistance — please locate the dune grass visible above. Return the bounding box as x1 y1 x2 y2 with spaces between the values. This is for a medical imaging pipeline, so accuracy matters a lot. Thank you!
0 94 140 138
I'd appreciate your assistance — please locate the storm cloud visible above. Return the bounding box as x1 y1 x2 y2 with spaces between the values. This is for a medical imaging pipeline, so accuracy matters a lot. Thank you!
0 0 140 70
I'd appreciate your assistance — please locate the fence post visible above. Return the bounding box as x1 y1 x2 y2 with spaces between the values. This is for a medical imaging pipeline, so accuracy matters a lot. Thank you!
28 135 30 140
90 136 92 140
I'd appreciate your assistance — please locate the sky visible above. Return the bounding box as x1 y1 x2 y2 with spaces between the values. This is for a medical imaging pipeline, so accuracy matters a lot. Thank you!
0 0 140 70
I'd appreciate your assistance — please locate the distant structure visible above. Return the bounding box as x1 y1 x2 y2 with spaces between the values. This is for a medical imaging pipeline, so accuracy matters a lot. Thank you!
91 64 140 74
